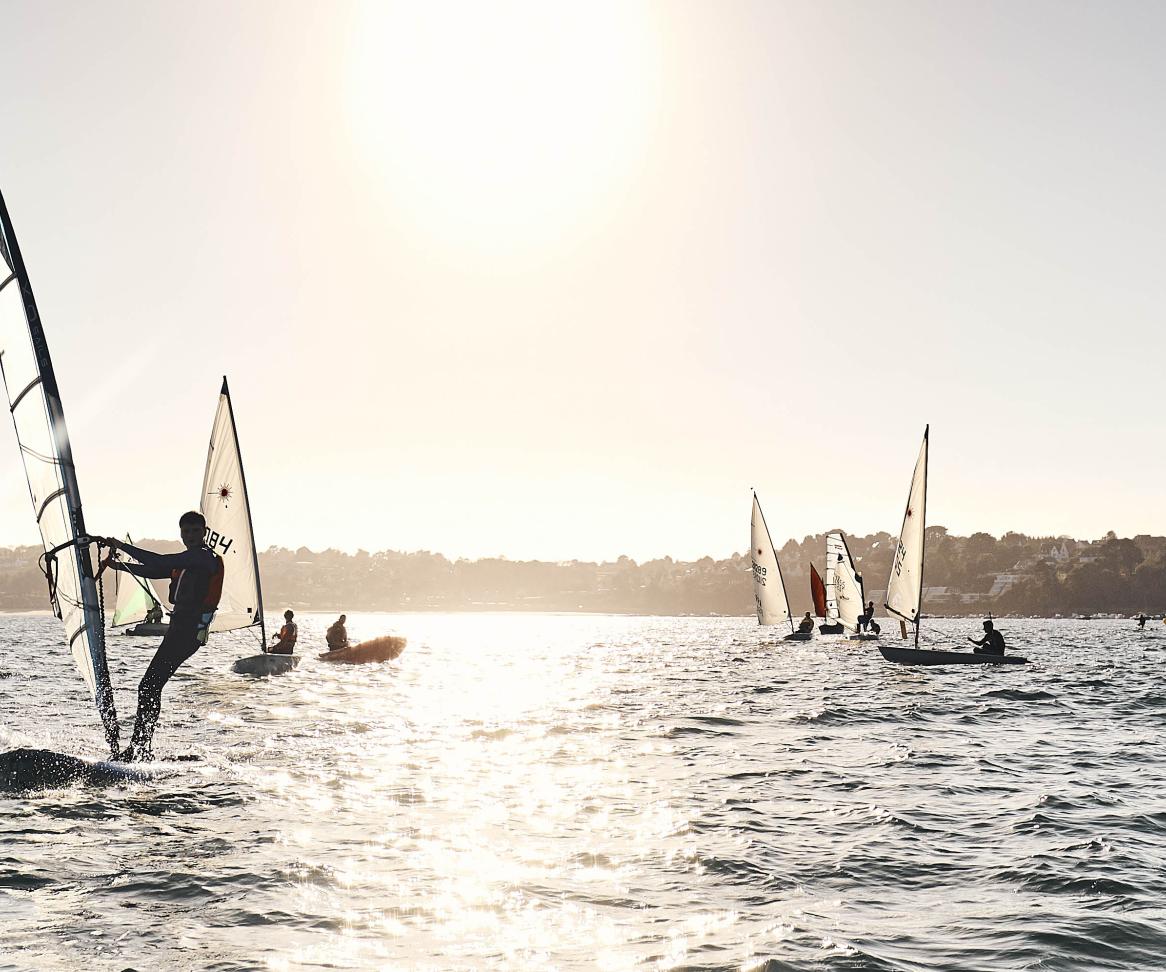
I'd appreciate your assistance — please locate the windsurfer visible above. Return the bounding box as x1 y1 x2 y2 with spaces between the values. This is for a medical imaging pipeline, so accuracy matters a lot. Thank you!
968 619 1006 655
101 511 223 761
270 610 298 655
326 614 349 651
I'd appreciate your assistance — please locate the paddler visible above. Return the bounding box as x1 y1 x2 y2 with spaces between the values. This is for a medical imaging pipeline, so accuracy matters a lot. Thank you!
326 614 349 651
968 618 1006 656
269 610 298 654
100 511 224 761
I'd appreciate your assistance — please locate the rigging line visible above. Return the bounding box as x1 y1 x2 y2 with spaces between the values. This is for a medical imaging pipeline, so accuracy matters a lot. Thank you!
0 272 13 291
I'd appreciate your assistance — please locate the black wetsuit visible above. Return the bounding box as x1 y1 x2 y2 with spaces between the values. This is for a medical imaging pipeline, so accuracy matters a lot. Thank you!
112 542 221 756
973 629 1006 655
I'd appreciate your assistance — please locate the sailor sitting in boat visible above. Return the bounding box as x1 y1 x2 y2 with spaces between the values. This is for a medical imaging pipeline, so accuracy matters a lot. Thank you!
857 601 881 635
797 612 814 634
969 619 1006 655
145 601 164 625
269 610 298 655
326 614 349 651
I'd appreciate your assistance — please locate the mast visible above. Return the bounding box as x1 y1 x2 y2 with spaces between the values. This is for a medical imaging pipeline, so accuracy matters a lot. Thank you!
916 425 929 649
221 376 267 649
0 188 118 749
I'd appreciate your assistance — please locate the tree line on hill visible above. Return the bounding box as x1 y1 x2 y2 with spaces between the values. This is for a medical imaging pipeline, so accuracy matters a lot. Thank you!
0 528 1162 616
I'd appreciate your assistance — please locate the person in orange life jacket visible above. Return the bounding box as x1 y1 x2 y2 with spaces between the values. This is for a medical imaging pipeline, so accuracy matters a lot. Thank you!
100 511 224 761
270 610 297 654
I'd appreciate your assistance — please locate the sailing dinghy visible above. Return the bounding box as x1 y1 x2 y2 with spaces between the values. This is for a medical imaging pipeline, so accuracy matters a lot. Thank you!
200 378 295 676
823 531 874 639
751 492 809 641
878 427 1026 666
0 188 121 754
111 534 169 637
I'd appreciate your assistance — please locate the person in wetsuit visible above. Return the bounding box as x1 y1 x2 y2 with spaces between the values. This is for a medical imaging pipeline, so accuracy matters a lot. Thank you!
270 610 297 655
102 511 223 761
1137 614 1148 629
326 614 349 651
969 619 1006 655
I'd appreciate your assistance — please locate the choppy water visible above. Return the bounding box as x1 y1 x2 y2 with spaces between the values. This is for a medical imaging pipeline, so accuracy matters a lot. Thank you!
1 613 1165 971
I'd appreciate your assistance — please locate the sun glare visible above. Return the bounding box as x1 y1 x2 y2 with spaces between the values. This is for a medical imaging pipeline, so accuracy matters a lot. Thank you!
346 0 661 253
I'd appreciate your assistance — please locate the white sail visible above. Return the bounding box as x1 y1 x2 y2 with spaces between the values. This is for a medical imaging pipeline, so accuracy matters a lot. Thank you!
827 531 865 631
886 427 928 629
0 188 119 748
823 540 840 625
111 534 160 626
200 378 265 637
751 492 791 627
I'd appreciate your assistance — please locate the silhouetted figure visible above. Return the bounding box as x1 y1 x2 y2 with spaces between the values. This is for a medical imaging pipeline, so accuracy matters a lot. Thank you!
1137 614 1148 629
797 612 814 633
102 511 224 761
858 600 880 634
969 619 1006 655
326 614 349 650
270 610 298 655
145 601 164 626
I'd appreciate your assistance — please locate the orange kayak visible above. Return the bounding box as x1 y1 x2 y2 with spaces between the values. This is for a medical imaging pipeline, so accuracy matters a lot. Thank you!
318 636 406 665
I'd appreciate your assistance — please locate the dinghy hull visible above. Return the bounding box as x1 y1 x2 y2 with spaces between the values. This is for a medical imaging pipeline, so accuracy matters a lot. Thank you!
879 646 1027 666
818 623 844 634
783 631 813 642
124 622 169 637
319 636 407 664
233 654 300 676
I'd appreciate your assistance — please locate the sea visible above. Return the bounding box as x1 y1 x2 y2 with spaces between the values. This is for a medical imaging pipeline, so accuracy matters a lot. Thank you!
0 613 1164 972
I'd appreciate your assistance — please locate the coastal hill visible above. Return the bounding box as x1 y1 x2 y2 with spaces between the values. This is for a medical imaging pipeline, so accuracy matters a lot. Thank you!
0 529 1161 617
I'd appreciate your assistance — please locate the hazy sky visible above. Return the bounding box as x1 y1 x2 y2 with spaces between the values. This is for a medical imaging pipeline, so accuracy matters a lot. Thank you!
1 1 1163 561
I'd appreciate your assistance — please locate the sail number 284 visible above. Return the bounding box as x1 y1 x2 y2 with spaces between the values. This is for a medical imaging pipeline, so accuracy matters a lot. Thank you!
205 529 234 555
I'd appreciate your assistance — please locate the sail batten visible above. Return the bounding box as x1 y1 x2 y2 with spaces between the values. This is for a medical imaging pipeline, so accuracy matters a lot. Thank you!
885 427 929 634
751 492 792 629
0 188 118 749
201 377 265 641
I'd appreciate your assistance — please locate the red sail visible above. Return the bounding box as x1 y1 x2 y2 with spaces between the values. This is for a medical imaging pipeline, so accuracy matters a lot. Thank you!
810 564 827 617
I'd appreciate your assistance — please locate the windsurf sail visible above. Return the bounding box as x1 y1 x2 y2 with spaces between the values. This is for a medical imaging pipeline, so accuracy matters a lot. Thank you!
826 531 865 631
885 426 928 645
0 189 119 749
200 377 265 644
111 533 163 627
750 492 792 629
810 563 828 618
